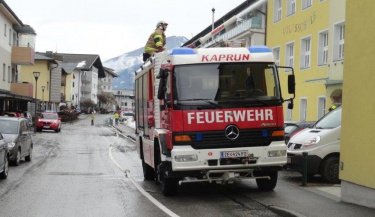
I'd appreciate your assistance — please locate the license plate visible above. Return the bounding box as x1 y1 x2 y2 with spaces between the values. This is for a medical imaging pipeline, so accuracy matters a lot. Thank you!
43 126 50 129
220 150 249 158
287 157 291 163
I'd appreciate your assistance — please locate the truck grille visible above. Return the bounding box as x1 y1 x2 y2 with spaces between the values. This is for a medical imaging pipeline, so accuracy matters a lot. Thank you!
175 129 274 149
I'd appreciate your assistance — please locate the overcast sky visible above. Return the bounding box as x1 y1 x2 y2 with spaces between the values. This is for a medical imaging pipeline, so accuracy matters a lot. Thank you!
7 0 246 61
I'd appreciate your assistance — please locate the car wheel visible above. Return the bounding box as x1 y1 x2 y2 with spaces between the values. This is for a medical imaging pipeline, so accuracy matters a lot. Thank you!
256 170 278 191
322 156 340 184
0 155 9 179
25 145 33 162
156 162 178 196
12 149 21 166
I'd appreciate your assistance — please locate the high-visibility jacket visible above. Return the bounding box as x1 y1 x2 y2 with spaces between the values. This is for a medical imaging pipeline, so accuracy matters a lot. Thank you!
144 29 166 55
114 113 119 119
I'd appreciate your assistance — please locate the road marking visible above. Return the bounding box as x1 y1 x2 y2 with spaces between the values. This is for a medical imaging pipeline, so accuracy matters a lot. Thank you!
108 129 179 217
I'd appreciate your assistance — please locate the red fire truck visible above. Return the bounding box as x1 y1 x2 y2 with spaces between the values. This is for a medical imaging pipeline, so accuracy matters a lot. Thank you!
135 45 295 196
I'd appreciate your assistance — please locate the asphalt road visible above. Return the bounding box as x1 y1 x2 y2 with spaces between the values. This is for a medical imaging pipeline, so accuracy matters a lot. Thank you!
0 114 373 217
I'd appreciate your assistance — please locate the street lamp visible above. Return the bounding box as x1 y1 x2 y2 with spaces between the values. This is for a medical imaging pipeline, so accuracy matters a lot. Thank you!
33 72 40 133
41 86 45 111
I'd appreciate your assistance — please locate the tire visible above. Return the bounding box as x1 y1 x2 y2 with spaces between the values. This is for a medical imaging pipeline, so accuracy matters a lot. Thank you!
142 159 155 180
0 155 9 179
25 145 33 162
156 161 178 196
321 156 340 184
12 149 21 166
256 170 278 191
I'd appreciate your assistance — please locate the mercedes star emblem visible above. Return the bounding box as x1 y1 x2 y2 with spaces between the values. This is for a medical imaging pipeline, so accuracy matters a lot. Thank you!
225 125 239 140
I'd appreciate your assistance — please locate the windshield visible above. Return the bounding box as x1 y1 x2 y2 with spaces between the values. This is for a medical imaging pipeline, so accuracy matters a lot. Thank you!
42 113 59 119
314 107 342 129
173 63 281 108
0 120 18 134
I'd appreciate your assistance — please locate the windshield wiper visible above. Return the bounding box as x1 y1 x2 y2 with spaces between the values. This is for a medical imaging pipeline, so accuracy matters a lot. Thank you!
177 99 222 109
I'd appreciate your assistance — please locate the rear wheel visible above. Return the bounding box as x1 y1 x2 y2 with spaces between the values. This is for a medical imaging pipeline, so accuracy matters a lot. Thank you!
321 156 340 184
256 170 278 191
0 155 9 179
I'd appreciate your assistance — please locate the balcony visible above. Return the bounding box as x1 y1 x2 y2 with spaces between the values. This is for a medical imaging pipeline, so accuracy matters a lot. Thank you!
204 17 263 48
11 46 35 65
80 96 91 102
81 85 92 93
10 82 34 97
81 74 91 83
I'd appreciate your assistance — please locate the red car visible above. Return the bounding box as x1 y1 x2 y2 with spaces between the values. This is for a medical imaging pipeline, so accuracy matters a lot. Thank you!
36 112 62 133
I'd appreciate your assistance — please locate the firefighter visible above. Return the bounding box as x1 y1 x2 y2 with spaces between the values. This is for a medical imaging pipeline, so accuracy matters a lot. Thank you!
329 105 337 112
143 21 168 62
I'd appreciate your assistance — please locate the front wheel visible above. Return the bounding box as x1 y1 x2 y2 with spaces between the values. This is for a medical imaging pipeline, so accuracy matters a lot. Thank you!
12 149 21 166
256 170 278 191
156 161 178 196
321 156 340 184
25 145 33 162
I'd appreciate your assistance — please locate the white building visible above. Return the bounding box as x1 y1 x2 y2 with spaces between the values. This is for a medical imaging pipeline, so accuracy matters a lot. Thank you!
113 89 134 112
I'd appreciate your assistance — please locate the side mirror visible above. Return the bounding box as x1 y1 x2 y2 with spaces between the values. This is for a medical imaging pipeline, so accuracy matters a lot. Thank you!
157 78 167 100
288 74 295 94
288 100 294 109
157 68 169 79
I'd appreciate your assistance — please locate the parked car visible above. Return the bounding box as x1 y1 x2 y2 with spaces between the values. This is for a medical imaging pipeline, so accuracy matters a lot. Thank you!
284 121 315 144
36 112 62 133
120 112 135 122
0 132 9 179
75 108 82 114
0 117 33 166
287 106 342 183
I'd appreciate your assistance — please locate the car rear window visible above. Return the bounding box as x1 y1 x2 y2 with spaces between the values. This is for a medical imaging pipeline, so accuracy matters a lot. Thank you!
42 113 59 119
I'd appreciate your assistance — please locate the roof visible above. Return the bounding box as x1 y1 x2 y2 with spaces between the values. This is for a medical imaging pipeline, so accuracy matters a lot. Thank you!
13 25 36 35
35 53 57 63
104 67 119 77
62 62 78 74
57 53 105 78
182 0 258 47
0 0 23 26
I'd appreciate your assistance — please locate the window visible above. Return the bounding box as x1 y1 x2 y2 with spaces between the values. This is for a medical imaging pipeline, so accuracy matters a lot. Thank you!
4 24 6 36
285 42 294 70
302 0 312 10
3 64 5 81
8 29 11 45
300 98 307 121
333 22 345 61
273 47 280 66
274 0 282 22
300 36 311 69
73 82 75 87
8 66 11 83
318 31 329 65
287 0 296 16
318 97 326 119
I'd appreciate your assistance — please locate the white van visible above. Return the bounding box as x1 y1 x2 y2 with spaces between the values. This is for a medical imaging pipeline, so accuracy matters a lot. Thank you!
286 106 341 183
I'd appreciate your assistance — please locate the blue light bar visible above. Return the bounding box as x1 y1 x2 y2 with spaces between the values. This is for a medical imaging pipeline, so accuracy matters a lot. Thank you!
171 48 196 55
249 46 272 53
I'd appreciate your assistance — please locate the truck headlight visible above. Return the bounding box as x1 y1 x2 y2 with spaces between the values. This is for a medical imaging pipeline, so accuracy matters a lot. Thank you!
7 142 16 148
175 155 198 162
302 136 321 148
268 150 286 157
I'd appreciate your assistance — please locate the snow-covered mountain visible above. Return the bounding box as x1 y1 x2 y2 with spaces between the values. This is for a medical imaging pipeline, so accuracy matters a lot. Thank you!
103 36 188 90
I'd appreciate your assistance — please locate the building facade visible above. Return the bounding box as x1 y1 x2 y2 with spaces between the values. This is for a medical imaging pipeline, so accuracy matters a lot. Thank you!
267 0 345 122
113 89 134 112
340 0 375 209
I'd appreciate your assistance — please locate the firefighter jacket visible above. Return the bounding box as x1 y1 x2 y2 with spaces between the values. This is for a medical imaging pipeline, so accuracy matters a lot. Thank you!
144 29 166 55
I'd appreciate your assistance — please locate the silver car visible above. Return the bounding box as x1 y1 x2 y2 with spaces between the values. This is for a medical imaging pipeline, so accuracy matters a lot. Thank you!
0 117 33 166
0 132 9 179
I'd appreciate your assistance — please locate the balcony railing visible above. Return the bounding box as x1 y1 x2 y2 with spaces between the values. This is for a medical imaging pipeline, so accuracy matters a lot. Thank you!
204 17 263 48
81 74 91 83
11 46 35 65
10 82 34 97
81 85 92 93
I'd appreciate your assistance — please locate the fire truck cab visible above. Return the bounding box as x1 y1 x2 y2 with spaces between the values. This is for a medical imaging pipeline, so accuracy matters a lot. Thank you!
135 45 295 196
